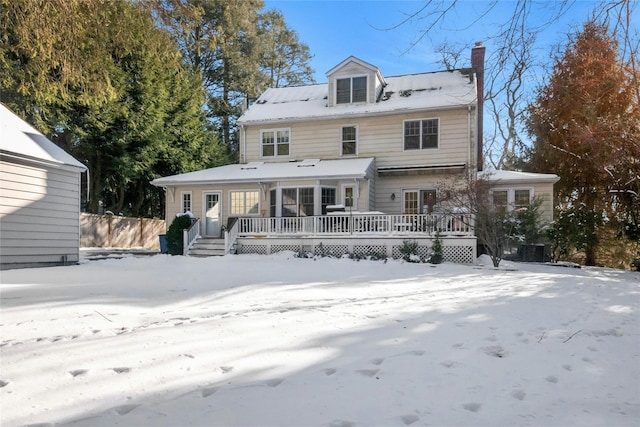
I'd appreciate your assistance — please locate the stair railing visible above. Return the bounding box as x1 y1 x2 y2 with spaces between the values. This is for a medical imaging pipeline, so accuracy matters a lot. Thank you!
183 218 201 255
224 218 239 254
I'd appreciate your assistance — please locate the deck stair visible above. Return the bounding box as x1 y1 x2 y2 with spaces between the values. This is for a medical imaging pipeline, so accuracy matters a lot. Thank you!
187 237 226 257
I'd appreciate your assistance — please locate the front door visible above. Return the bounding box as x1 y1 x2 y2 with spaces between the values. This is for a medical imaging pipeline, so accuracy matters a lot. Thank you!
203 192 221 237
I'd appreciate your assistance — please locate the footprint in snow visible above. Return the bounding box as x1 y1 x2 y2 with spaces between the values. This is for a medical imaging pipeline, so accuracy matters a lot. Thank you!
329 420 355 427
545 375 558 383
441 360 458 369
356 369 379 378
370 358 384 366
323 368 337 376
112 367 131 374
562 364 572 371
113 404 140 415
482 346 507 358
0 380 8 387
265 378 283 387
201 387 218 397
69 369 88 377
219 366 234 373
401 414 420 425
511 389 526 400
463 402 481 412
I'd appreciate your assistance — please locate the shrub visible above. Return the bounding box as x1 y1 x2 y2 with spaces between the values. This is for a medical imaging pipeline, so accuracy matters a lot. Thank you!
430 232 443 264
166 214 193 255
399 240 421 263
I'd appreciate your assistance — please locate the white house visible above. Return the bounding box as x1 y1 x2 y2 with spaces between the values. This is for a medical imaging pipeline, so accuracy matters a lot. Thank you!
152 43 557 263
0 104 87 269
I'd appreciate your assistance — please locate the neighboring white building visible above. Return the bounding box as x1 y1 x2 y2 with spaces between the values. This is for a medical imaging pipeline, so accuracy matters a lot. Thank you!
0 103 87 269
152 44 557 262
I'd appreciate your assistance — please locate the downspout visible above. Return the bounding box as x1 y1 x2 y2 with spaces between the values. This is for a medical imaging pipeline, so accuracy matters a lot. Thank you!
468 105 474 182
239 124 246 163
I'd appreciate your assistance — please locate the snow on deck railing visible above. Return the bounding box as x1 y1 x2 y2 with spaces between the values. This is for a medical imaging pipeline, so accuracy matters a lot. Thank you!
235 213 473 237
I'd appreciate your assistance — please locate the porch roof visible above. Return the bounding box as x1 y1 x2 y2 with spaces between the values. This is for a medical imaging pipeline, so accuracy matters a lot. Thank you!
479 170 560 184
151 157 375 187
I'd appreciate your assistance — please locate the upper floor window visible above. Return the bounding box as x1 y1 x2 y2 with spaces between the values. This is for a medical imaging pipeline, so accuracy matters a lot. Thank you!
404 118 439 150
341 125 357 156
261 129 290 157
337 76 367 104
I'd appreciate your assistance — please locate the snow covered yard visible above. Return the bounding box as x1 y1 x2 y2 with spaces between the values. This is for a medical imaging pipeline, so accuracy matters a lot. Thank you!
1 253 638 427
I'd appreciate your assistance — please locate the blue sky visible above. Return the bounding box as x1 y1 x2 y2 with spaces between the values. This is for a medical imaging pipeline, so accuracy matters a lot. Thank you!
262 0 613 83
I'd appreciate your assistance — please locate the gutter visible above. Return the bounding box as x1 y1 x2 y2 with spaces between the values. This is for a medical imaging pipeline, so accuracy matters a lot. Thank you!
238 103 476 127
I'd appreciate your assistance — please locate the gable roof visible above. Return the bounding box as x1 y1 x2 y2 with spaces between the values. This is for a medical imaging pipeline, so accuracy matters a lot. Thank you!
0 103 86 171
151 158 375 187
325 56 380 76
237 70 476 125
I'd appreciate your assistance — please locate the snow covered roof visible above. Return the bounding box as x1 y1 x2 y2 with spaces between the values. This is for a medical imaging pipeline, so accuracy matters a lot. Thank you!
151 158 375 186
238 70 476 125
0 103 86 171
479 170 560 184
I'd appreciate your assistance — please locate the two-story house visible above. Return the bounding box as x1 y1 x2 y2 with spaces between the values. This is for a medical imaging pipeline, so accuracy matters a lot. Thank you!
152 43 557 263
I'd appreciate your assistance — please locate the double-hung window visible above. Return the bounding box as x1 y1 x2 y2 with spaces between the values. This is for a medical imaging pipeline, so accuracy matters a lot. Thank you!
341 125 357 156
337 76 367 104
261 129 290 157
404 118 439 150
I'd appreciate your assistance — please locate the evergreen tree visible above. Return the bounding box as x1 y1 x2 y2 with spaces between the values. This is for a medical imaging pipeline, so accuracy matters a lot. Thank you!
1 0 225 217
526 21 639 266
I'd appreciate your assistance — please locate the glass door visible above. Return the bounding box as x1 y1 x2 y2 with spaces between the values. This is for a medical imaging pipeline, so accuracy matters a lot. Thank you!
203 192 221 237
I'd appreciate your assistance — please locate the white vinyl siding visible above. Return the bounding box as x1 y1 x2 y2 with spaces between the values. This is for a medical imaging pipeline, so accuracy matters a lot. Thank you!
242 109 474 169
0 159 82 267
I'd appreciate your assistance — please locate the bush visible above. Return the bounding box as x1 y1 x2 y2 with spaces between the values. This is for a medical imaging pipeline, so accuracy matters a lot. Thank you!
430 232 443 264
399 240 421 263
166 214 193 255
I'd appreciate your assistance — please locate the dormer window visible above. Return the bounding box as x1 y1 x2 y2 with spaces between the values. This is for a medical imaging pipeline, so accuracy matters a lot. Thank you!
337 76 367 104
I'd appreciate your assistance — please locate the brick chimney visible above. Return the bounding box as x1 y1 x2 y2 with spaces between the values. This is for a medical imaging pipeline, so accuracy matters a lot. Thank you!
471 41 485 171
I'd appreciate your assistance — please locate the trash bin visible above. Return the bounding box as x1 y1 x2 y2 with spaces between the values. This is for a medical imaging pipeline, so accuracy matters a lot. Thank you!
159 234 168 254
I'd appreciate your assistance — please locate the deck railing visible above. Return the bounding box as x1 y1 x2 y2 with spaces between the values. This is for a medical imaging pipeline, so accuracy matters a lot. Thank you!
235 213 473 237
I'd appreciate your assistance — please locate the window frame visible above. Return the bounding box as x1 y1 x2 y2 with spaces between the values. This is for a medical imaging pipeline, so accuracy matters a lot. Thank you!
260 128 290 158
229 190 260 216
342 184 355 209
336 75 367 104
340 125 358 156
403 189 438 214
403 118 440 150
181 191 192 214
490 187 533 212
